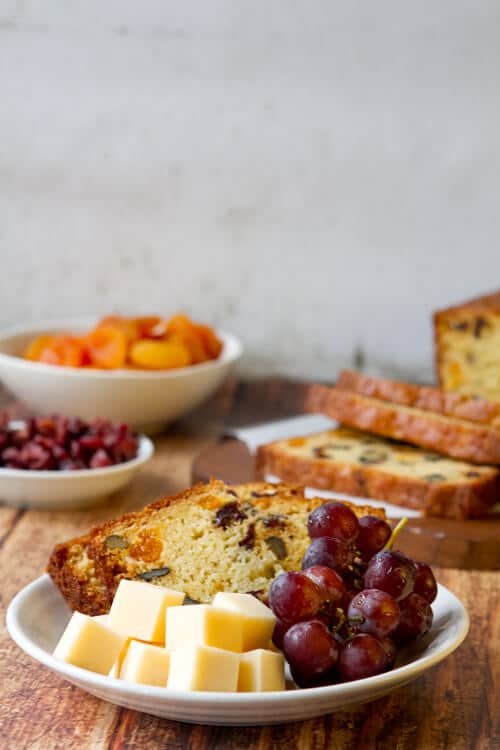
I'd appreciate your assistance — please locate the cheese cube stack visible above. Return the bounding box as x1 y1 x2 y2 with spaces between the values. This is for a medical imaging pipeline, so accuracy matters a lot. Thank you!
212 592 276 651
53 612 126 675
53 586 285 693
107 579 185 644
167 645 240 692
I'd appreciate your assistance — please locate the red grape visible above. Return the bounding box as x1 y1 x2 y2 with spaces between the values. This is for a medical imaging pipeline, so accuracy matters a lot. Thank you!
307 502 360 544
413 562 438 603
348 589 400 638
356 516 392 559
302 537 353 572
393 593 433 644
268 571 322 624
290 665 337 689
379 636 397 667
338 633 387 681
283 620 339 685
303 565 346 609
364 551 416 601
271 618 289 650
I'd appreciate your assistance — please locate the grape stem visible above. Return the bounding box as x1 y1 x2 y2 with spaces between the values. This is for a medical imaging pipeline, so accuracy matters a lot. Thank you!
383 517 409 551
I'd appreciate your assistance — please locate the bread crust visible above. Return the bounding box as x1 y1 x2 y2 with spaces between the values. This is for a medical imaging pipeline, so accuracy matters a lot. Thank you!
47 480 384 615
256 443 500 520
336 370 500 426
306 384 500 465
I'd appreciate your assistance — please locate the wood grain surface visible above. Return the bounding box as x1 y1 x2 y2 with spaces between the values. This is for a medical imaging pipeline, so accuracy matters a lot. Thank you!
1 378 499 750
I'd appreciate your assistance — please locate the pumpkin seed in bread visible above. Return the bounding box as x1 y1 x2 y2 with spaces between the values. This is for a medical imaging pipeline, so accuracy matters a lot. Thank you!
47 480 384 615
256 428 500 519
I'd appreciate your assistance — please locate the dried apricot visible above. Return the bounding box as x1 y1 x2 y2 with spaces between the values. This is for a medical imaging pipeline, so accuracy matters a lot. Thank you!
197 324 223 359
24 335 55 361
134 316 167 339
84 326 127 369
96 315 140 343
165 315 211 363
38 335 86 367
129 339 191 369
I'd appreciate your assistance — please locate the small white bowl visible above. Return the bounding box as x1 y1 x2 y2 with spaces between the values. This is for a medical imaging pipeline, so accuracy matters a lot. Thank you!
6 577 469 725
0 434 154 510
0 318 242 433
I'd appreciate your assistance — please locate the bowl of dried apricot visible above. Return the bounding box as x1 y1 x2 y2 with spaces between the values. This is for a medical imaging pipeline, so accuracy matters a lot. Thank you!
0 315 242 433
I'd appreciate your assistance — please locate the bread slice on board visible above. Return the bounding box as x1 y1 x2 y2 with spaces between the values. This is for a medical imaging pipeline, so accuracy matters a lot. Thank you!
47 480 384 615
306 383 500 465
256 428 500 520
336 370 500 427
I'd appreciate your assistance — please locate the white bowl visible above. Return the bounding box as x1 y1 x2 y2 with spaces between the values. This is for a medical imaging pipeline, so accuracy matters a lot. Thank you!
6 576 468 726
0 435 154 509
0 318 242 433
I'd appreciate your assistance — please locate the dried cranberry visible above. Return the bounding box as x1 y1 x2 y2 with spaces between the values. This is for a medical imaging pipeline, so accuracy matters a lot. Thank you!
90 449 113 468
79 435 104 452
35 417 57 437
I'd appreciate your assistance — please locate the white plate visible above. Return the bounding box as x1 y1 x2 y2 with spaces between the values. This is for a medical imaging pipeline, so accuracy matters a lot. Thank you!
6 575 469 726
0 435 154 509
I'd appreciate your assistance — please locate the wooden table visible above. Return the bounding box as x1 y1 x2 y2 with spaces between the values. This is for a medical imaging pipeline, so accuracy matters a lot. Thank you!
1 379 499 749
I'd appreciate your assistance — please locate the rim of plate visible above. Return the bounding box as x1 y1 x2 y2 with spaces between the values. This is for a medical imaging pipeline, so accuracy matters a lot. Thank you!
6 578 469 705
0 434 154 479
0 317 242 379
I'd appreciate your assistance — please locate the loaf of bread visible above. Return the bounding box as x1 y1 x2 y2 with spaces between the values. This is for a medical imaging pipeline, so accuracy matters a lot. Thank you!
256 427 500 519
337 370 500 427
47 480 384 615
306 383 500 465
434 290 500 402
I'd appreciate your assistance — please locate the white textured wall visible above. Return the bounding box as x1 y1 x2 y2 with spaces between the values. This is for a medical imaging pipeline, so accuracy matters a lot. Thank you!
1 2 499 380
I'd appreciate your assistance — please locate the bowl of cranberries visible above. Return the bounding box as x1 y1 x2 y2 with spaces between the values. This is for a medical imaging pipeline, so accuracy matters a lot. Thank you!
268 502 469 690
0 414 154 510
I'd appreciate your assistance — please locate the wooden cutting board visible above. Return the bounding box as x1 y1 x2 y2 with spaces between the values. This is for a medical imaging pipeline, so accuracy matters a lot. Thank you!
193 436 500 570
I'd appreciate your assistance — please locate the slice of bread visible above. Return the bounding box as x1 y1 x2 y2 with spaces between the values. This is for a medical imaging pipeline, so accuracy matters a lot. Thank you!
336 370 500 427
306 383 500 465
434 290 500 401
256 428 500 520
47 480 384 615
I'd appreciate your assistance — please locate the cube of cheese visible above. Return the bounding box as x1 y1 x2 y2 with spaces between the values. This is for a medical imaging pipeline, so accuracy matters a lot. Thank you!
53 612 126 675
237 649 285 692
165 605 244 652
212 592 276 651
92 614 109 624
108 579 185 644
167 645 240 692
119 641 171 686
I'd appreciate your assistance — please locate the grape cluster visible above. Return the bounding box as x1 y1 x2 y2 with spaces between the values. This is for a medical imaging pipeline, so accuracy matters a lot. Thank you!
268 503 436 688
